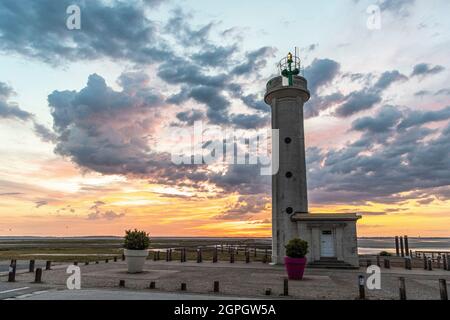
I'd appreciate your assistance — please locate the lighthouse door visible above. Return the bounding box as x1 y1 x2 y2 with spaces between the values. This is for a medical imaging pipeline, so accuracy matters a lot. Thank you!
320 230 335 258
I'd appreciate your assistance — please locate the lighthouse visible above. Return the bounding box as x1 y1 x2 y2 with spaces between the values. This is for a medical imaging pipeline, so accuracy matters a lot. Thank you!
265 52 361 267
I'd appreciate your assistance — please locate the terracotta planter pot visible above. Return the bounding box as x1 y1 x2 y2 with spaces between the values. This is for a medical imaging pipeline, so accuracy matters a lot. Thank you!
284 256 307 280
124 249 148 273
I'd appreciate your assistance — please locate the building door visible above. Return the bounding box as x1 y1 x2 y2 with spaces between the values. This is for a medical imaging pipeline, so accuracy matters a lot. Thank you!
320 230 335 257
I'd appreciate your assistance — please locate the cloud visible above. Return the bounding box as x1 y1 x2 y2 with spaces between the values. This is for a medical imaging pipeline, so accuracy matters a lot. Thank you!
308 105 450 205
217 195 270 220
378 0 416 16
0 0 169 65
333 70 406 118
335 89 382 117
411 63 445 78
304 58 341 95
87 200 125 220
351 105 402 133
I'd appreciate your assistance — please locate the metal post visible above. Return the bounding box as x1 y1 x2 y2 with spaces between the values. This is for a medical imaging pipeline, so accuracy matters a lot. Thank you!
404 235 409 256
399 277 407 300
8 263 16 282
245 250 250 263
35 268 42 283
283 278 289 296
358 275 365 300
29 259 35 273
439 279 448 300
213 281 219 293
45 261 51 270
213 248 218 263
400 236 405 257
384 259 391 269
395 236 400 256
405 257 412 270
428 258 433 271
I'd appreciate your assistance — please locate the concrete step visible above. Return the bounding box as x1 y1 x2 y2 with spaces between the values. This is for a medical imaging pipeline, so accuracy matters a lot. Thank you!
308 260 357 269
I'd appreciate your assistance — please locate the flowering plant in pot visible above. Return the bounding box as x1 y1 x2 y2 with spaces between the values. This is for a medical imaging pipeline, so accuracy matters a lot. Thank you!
123 229 150 273
284 238 309 280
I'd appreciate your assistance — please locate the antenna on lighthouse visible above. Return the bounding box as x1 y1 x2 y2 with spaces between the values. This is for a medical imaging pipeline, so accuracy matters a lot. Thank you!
278 48 301 86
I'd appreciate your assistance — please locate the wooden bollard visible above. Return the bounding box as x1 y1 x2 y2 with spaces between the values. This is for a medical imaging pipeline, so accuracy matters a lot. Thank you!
213 281 220 293
181 283 187 291
265 288 272 296
122 253 125 261
384 259 391 269
427 258 433 271
157 251 160 260
29 259 35 273
230 251 235 263
399 277 407 300
245 250 250 263
74 261 78 266
439 279 448 300
423 255 428 270
149 281 156 289
443 255 448 271
254 247 257 257
405 257 412 270
395 236 400 256
213 248 218 263
35 268 42 283
376 255 380 267
45 261 51 270
409 250 413 258
283 278 289 296
105 259 109 263
366 259 372 267
153 251 157 261
358 275 365 300
8 263 16 282
404 235 409 255
119 280 125 288
437 255 441 269
197 249 202 263
95 261 99 264
166 249 170 262
400 236 405 257
85 261 89 265
114 256 117 262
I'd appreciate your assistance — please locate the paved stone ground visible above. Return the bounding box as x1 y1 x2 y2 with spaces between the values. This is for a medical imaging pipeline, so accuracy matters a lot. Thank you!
1 260 449 300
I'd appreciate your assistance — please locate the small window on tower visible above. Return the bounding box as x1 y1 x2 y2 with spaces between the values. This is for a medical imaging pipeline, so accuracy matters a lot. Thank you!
285 172 293 178
286 207 293 214
284 137 292 144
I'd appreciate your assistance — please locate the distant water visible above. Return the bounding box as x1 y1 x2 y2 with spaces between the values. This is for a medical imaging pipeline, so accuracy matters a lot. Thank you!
0 236 449 255
357 237 450 254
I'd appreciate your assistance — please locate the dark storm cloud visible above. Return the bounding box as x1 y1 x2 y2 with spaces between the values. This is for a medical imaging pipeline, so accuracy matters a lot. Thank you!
230 113 269 129
333 70 407 118
335 89 382 118
230 47 276 76
397 105 450 129
411 63 445 78
47 73 170 176
217 194 270 220
0 82 32 121
373 70 407 90
379 0 416 16
176 109 205 125
308 104 450 205
191 45 237 67
0 0 169 65
304 58 341 95
351 105 402 133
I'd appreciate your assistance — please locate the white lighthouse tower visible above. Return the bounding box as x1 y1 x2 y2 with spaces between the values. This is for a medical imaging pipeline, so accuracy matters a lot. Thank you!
265 51 361 267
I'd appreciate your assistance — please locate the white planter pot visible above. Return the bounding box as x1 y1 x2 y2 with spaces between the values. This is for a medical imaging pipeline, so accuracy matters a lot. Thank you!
124 249 148 273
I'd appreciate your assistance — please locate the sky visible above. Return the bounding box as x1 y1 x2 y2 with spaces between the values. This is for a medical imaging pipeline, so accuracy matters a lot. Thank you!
0 0 449 237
